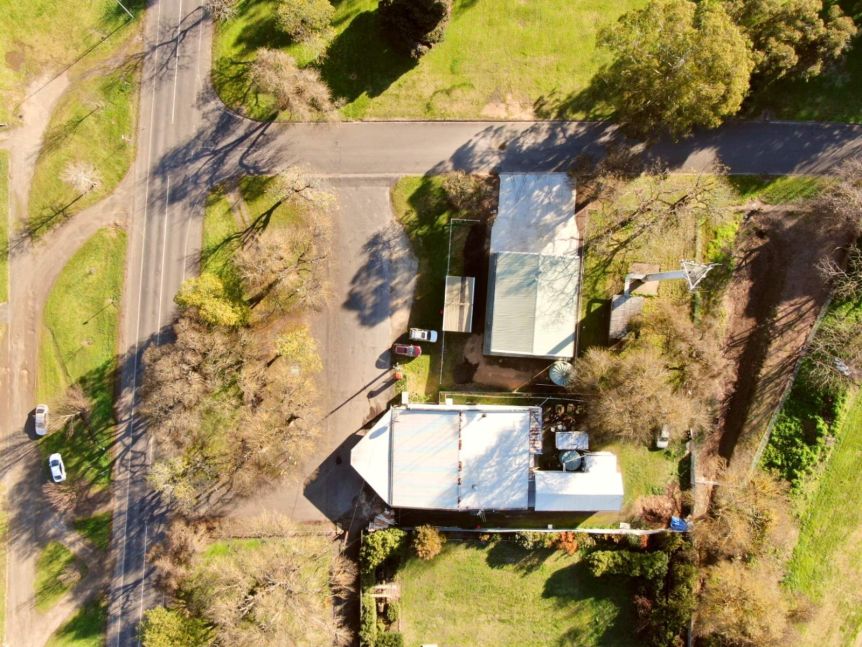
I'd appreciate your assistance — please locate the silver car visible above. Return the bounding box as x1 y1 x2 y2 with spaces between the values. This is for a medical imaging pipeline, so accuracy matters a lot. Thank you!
409 328 438 343
34 404 49 436
48 453 66 483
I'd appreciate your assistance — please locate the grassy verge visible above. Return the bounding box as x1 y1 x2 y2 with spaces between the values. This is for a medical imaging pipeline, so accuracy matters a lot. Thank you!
35 542 83 612
27 62 140 236
73 512 112 552
0 0 143 124
38 227 127 490
45 598 107 647
0 150 7 302
213 0 642 120
390 176 457 399
398 539 636 646
784 391 862 644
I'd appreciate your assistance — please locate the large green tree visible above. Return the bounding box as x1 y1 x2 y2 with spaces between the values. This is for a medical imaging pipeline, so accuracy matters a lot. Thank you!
724 0 857 82
599 0 754 138
378 0 452 59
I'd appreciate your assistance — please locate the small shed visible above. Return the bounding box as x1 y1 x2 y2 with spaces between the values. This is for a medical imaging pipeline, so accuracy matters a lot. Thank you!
443 275 475 333
608 293 644 341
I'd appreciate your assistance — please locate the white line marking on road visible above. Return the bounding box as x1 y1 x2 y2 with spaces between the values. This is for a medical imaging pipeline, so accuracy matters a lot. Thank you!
170 0 184 125
155 178 171 343
115 0 161 643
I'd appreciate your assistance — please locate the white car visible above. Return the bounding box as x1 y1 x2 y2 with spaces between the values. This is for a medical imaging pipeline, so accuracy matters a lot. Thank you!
409 328 438 343
34 404 49 436
48 453 66 483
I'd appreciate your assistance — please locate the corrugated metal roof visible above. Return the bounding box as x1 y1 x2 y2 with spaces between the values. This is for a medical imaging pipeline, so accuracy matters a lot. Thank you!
443 275 475 333
485 173 580 359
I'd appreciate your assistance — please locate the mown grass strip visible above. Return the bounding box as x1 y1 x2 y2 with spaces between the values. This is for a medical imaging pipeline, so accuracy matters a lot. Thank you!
35 542 82 612
45 598 107 647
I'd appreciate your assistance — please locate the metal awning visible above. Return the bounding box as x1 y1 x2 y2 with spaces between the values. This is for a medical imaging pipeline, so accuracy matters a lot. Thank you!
443 275 475 333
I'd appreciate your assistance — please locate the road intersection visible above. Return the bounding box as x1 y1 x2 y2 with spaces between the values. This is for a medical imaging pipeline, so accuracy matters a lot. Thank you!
1 0 862 644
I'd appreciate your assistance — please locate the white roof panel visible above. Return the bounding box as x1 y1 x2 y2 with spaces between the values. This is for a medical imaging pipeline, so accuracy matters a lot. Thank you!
390 409 460 509
534 465 625 512
458 409 531 510
350 411 392 503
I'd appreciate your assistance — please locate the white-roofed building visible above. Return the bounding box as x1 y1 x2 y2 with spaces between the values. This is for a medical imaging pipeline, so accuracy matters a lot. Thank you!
534 453 624 512
351 403 624 513
484 173 582 359
351 403 537 511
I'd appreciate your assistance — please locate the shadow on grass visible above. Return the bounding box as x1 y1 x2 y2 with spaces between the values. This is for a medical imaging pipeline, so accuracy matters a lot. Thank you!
486 540 555 574
319 10 417 105
578 298 611 353
48 597 107 645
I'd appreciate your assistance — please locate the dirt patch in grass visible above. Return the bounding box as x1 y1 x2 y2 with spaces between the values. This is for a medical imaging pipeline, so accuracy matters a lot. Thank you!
712 205 854 469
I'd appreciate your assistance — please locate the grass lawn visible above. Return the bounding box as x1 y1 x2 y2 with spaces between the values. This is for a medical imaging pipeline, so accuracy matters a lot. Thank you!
784 390 862 645
0 0 143 124
390 176 458 399
0 150 7 302
213 0 642 120
38 227 127 490
35 542 83 612
73 512 113 552
398 539 637 647
45 598 107 647
27 62 140 236
603 441 683 511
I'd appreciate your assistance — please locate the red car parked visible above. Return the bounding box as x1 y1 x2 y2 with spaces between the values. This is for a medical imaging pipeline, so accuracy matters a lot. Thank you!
393 343 422 358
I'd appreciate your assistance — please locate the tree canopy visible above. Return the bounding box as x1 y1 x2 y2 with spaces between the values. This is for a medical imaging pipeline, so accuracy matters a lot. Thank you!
378 0 452 59
276 0 334 42
599 0 754 138
249 49 334 119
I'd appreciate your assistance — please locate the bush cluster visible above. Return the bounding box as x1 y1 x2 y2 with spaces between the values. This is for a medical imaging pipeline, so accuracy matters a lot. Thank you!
412 525 446 561
360 528 407 575
378 0 453 59
359 593 377 646
587 549 670 581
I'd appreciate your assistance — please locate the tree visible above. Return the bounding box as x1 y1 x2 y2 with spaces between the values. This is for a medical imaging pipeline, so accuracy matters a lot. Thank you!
272 325 323 374
267 166 337 213
378 0 453 59
697 561 788 646
186 541 348 645
599 0 754 138
360 528 407 574
140 607 212 647
175 272 246 327
249 49 334 119
61 160 102 195
723 0 857 82
204 0 237 22
276 0 334 42
815 155 862 234
805 316 862 390
817 245 862 302
441 171 494 214
412 525 445 560
571 345 704 443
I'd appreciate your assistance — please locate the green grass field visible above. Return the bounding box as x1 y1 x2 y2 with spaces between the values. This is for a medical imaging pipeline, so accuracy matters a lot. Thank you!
45 598 107 647
27 63 140 236
38 227 126 490
73 512 112 552
0 0 143 124
213 0 642 120
785 391 862 645
398 539 636 646
35 542 82 612
0 150 8 302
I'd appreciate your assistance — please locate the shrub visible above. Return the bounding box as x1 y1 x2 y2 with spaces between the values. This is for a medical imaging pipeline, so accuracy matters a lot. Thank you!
139 607 211 647
587 549 669 581
378 0 452 59
276 0 334 42
385 601 400 624
552 531 579 556
360 529 407 575
376 632 404 647
413 525 446 561
359 593 377 646
513 531 546 551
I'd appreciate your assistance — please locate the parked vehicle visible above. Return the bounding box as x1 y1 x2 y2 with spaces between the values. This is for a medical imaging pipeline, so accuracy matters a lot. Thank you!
409 328 438 343
34 404 49 436
48 453 66 483
393 343 422 358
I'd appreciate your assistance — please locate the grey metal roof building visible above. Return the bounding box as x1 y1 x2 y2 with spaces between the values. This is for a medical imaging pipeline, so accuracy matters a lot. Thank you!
484 173 581 359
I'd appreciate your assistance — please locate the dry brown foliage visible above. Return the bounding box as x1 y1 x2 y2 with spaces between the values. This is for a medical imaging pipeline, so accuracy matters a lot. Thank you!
148 518 210 594
250 48 334 119
697 560 789 646
815 155 862 234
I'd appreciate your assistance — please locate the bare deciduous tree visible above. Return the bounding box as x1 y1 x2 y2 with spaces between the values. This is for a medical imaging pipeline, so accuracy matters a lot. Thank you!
817 245 862 302
806 316 862 390
249 49 334 119
61 160 102 195
816 155 862 234
204 0 237 21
